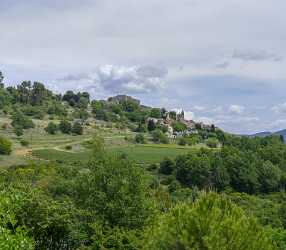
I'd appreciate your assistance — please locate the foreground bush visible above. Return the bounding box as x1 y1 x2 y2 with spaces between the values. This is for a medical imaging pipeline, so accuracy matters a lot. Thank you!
0 190 34 249
0 227 34 250
144 192 276 250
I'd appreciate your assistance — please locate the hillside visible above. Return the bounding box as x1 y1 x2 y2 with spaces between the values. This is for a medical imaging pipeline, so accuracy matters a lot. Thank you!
249 131 272 138
1 73 286 249
0 79 224 168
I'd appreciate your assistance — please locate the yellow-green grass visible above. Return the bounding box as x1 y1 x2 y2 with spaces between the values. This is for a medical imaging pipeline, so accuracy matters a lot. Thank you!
32 144 200 164
0 114 207 166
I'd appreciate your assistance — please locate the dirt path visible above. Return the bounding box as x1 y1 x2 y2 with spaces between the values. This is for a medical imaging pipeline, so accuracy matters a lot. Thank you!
14 148 31 157
14 148 43 161
14 135 126 160
14 140 84 160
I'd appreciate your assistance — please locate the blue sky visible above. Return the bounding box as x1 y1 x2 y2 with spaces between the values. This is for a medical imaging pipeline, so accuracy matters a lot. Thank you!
1 0 286 134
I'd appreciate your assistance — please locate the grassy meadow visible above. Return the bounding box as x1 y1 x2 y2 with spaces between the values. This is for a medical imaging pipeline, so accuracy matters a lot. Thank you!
0 114 204 167
33 144 202 164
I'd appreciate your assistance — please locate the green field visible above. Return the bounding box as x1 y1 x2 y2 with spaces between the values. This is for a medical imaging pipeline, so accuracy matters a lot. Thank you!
33 144 200 164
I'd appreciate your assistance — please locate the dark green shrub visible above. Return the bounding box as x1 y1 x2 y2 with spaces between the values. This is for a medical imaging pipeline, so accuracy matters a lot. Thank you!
59 120 72 134
71 122 83 135
45 122 58 134
13 126 23 136
135 133 146 144
20 140 29 147
206 138 219 148
0 136 12 155
159 158 174 175
152 129 169 144
178 137 187 146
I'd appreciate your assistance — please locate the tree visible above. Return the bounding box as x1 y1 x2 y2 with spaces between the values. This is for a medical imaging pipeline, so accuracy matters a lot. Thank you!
178 137 187 146
45 122 58 134
172 121 187 132
0 136 12 155
224 149 260 194
152 129 169 144
71 121 83 135
135 133 146 144
159 158 174 175
0 71 4 88
59 120 72 134
74 139 153 229
144 192 276 250
175 154 211 188
47 103 67 117
136 122 147 133
147 119 156 131
13 126 23 137
121 99 139 112
258 161 282 193
206 138 219 148
16 191 77 250
169 111 177 120
213 164 230 191
78 96 89 109
150 108 162 118
31 81 47 105
11 111 35 129
73 109 89 120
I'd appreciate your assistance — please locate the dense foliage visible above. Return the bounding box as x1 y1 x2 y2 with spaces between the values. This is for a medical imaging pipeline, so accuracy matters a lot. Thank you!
0 134 285 249
145 192 276 250
161 135 286 194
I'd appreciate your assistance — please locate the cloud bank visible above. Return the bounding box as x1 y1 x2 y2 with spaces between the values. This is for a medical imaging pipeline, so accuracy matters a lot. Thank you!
1 0 286 134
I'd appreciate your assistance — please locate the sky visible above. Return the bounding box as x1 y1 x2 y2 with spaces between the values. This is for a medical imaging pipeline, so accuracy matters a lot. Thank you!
1 0 286 134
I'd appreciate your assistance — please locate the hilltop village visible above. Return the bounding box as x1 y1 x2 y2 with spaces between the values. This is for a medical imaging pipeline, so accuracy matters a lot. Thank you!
104 94 216 139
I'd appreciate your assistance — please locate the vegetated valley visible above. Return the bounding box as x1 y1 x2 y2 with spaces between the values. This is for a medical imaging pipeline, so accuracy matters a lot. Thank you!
1 71 286 249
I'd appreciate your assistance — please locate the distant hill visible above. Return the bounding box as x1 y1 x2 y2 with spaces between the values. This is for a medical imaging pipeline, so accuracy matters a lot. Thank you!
274 129 286 139
249 131 272 138
249 129 286 142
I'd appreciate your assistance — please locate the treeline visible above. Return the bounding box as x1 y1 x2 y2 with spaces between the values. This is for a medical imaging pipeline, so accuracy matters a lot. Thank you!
159 134 286 194
0 80 90 118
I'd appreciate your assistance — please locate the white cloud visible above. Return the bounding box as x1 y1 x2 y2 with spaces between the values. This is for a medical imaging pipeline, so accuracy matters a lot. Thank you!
56 65 168 96
2 0 286 134
269 119 286 129
272 102 286 114
197 116 215 125
212 106 224 114
232 49 283 62
229 105 245 115
192 105 206 111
